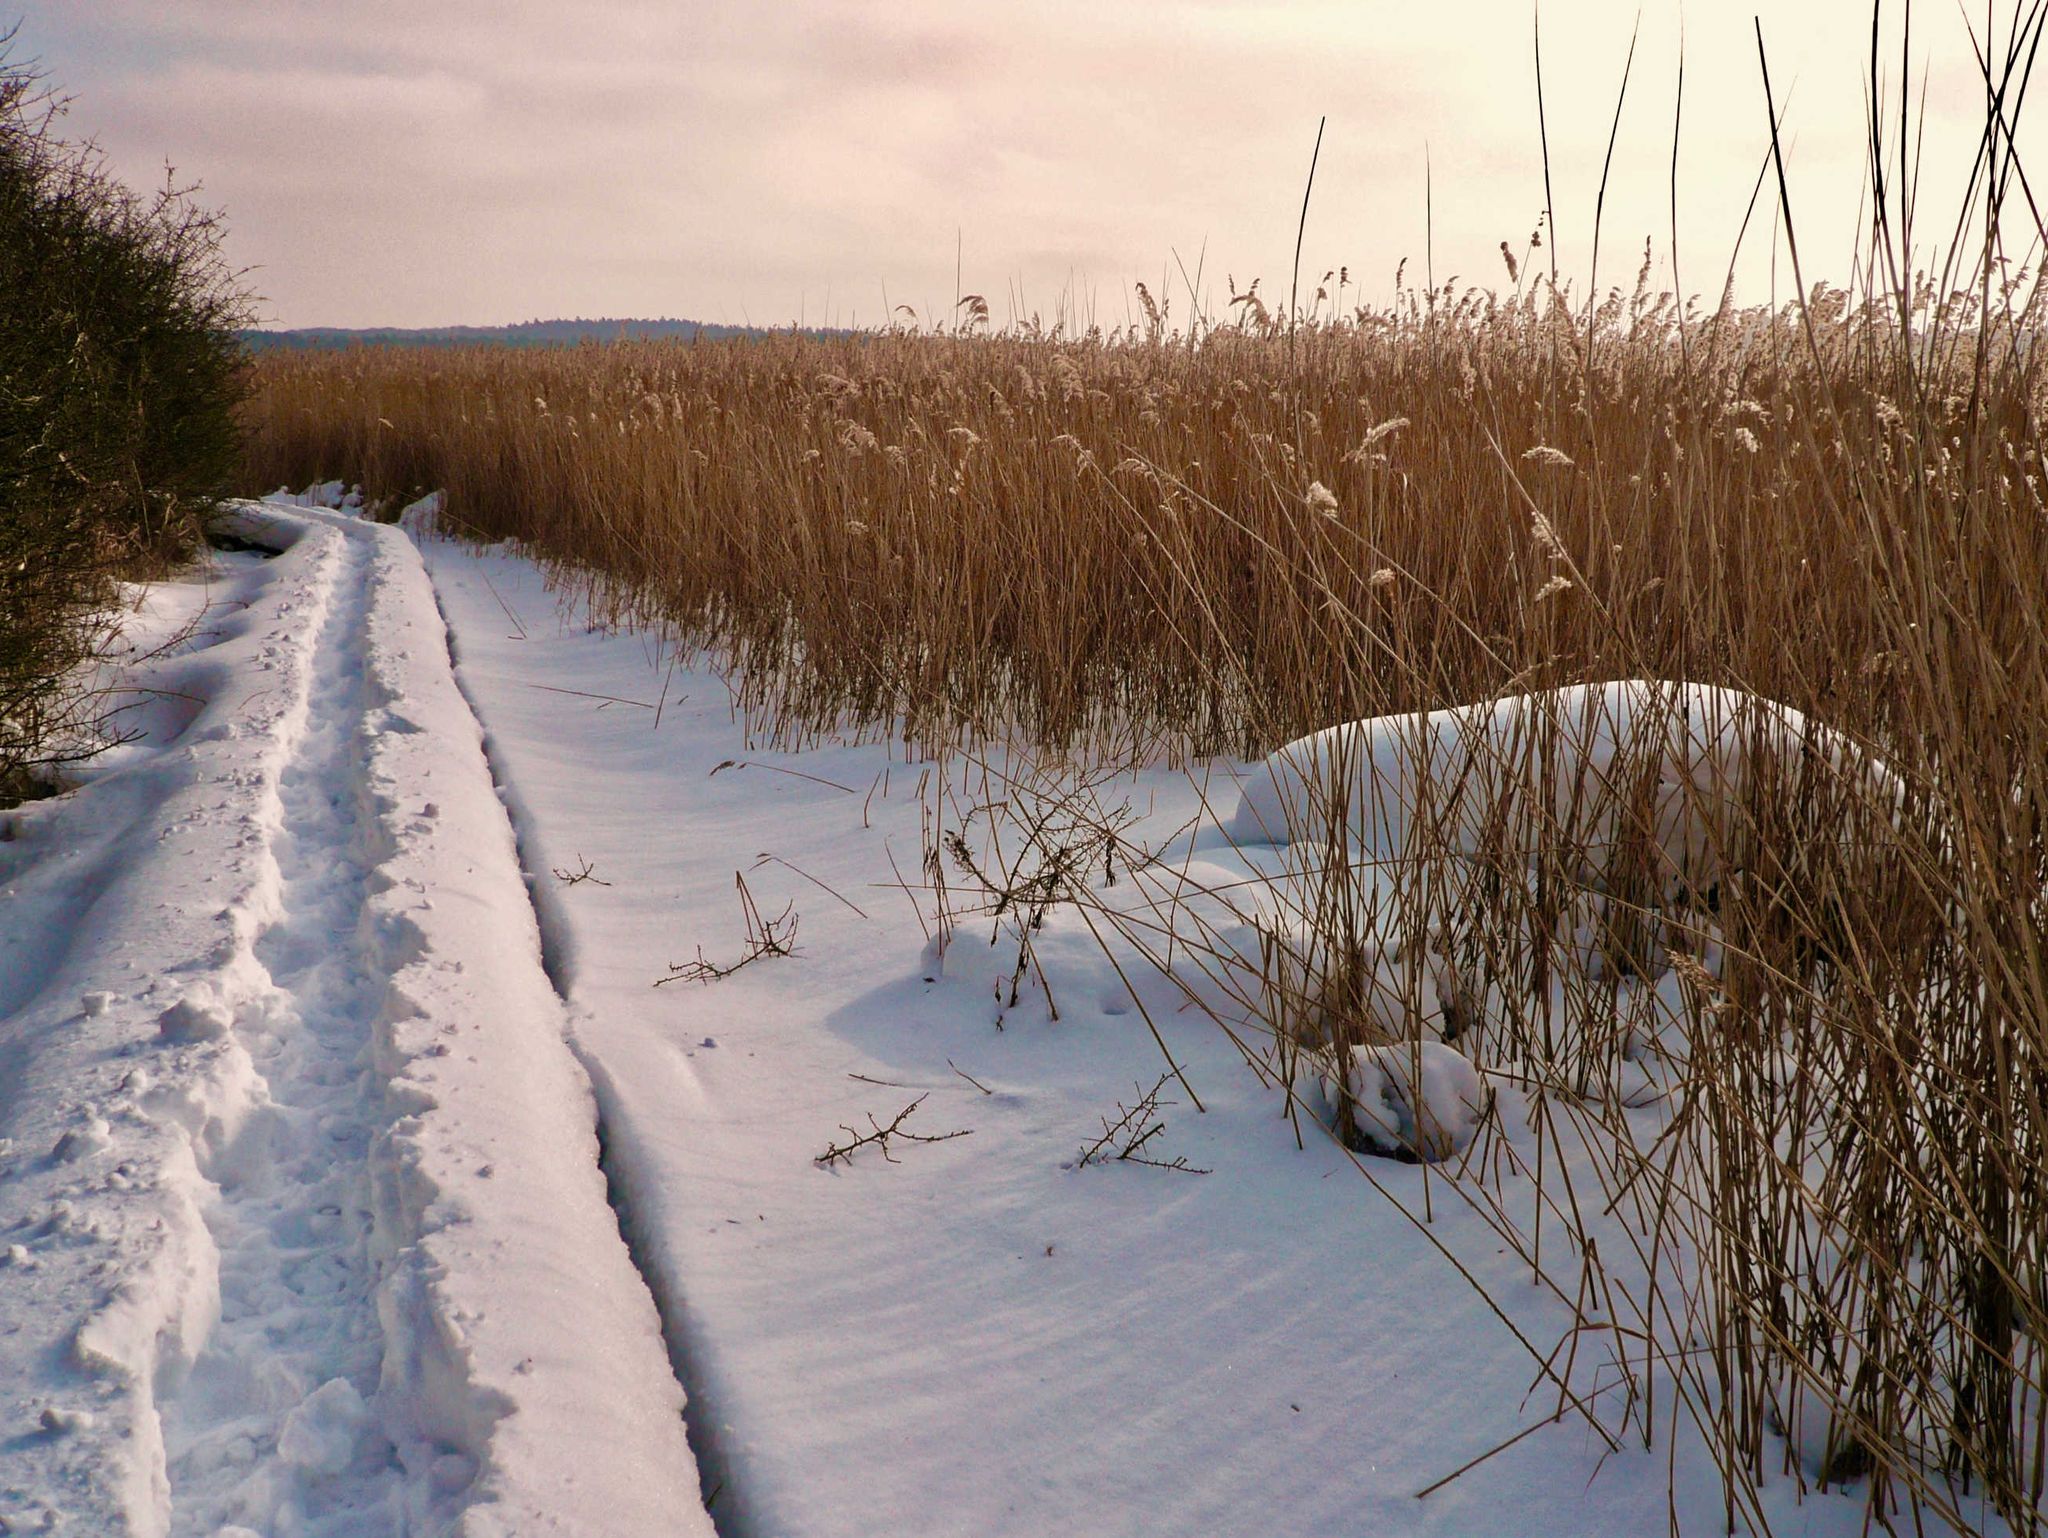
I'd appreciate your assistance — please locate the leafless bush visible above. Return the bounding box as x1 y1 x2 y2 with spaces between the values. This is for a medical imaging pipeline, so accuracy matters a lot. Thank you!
1076 1073 1209 1174
2 32 250 794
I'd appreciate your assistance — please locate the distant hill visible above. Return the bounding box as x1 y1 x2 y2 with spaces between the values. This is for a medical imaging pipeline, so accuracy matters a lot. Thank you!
239 318 851 351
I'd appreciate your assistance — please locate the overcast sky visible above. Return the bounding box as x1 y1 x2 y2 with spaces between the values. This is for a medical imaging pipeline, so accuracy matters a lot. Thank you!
20 2 2041 330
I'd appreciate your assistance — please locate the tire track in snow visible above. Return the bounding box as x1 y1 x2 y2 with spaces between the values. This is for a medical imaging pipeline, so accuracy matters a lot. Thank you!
161 530 406 1537
421 549 740 1534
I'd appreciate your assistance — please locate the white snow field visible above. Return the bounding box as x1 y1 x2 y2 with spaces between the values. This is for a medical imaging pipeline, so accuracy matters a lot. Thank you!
0 495 2012 1536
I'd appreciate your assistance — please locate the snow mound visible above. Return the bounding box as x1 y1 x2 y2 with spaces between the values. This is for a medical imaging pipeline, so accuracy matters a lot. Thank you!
269 479 361 511
1324 1040 1485 1161
396 489 445 537
156 986 234 1043
1227 678 1894 901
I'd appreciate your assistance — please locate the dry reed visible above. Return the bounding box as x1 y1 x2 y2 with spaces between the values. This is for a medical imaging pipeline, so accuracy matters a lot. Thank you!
237 14 2048 1528
241 260 2047 767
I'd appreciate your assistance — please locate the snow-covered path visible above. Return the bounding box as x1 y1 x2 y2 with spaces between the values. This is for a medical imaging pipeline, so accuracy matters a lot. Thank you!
161 529 405 1534
0 505 710 1536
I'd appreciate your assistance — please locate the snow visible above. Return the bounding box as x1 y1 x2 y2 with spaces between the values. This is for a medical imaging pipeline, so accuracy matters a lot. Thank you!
1323 1039 1485 1159
0 504 704 1537
277 1379 371 1478
1227 678 1894 910
156 988 236 1044
412 534 1931 1538
0 493 2004 1535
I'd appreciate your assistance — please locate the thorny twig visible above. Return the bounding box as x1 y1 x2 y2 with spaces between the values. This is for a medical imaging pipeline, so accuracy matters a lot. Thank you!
552 854 612 886
656 870 799 985
816 1094 973 1166
1077 1073 1210 1174
939 766 1139 1018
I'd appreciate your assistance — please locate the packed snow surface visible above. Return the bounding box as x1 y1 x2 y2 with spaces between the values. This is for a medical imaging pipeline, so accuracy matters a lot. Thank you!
0 493 2006 1536
0 504 704 1536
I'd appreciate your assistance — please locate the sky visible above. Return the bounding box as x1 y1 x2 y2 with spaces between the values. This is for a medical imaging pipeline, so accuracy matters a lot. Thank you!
18 1 2044 330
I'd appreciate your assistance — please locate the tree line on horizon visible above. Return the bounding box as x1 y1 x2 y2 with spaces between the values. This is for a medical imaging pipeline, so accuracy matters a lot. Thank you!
241 318 856 351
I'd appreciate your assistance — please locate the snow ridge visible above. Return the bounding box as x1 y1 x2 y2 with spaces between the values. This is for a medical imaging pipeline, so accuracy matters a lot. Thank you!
308 508 713 1537
411 517 726 1536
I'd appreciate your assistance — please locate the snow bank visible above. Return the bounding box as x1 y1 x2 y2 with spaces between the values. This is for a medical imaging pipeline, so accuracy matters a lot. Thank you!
337 501 710 1536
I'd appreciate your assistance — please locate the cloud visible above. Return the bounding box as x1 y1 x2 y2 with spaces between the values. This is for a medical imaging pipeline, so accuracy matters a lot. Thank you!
19 0 2041 327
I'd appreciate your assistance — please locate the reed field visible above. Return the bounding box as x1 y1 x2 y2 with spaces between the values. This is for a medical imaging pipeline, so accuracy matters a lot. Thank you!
238 41 2048 1534
240 263 2044 762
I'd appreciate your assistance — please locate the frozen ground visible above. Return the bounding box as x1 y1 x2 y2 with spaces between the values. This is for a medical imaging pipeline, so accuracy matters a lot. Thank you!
0 495 2007 1535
